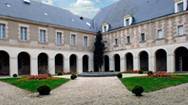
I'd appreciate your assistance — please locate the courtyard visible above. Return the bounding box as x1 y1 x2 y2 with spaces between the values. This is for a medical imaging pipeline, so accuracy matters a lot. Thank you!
0 74 188 105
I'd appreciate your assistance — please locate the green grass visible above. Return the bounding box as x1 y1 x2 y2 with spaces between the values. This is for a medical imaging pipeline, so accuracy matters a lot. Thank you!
120 75 188 92
0 78 69 92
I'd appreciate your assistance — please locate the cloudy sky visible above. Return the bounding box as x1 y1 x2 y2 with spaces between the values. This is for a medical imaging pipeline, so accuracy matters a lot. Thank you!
34 0 119 18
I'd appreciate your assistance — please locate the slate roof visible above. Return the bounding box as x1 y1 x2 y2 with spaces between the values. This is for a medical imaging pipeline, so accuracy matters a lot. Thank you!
0 0 95 32
0 0 180 32
93 0 175 31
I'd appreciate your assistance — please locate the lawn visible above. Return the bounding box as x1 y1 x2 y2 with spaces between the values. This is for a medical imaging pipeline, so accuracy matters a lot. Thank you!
121 75 188 92
0 77 69 92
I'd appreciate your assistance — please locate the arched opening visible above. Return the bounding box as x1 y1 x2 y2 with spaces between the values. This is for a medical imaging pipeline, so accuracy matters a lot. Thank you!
70 54 77 73
104 55 109 72
18 52 30 75
114 54 120 72
126 53 133 71
0 51 9 76
55 54 64 74
139 51 149 71
155 49 167 71
175 47 188 72
38 53 48 74
83 55 89 72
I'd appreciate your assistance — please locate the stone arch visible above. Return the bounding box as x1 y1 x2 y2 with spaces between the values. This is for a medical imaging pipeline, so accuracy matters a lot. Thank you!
0 50 9 76
155 49 167 71
70 54 77 73
55 53 64 74
175 47 188 72
114 54 120 72
125 52 133 71
83 55 89 72
18 52 30 75
104 55 109 72
38 53 48 74
139 51 149 71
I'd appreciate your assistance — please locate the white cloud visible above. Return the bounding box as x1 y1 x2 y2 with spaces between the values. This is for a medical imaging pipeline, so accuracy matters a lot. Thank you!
67 0 100 18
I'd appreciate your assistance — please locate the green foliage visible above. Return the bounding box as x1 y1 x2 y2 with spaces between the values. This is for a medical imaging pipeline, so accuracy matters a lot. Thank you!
117 73 122 78
37 85 51 95
132 86 144 96
13 74 18 78
147 71 153 76
93 31 105 71
70 74 77 80
121 75 188 92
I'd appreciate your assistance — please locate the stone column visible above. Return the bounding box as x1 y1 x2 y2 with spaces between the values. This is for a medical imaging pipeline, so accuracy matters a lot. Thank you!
167 54 175 73
64 57 70 73
49 58 55 75
89 56 93 72
120 57 125 72
133 56 139 70
149 55 156 72
10 56 18 76
109 55 114 71
77 57 83 74
30 57 38 75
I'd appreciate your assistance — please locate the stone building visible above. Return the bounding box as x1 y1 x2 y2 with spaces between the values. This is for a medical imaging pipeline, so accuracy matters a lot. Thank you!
0 0 187 76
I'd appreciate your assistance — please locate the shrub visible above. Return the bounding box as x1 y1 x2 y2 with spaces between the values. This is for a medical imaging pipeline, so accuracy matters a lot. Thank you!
37 85 51 95
57 72 63 76
147 71 153 76
117 73 122 78
132 86 144 96
138 70 143 74
13 74 18 78
70 74 77 80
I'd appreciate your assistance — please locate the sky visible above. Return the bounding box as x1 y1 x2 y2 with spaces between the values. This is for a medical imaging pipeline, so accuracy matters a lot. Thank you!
34 0 119 19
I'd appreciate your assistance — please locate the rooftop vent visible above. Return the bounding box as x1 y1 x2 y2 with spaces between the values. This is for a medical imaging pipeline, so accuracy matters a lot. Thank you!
23 0 31 4
44 12 48 16
5 3 11 7
80 16 84 20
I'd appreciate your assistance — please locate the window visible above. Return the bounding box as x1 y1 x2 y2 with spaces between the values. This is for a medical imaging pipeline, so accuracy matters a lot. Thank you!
157 29 164 39
124 16 133 26
125 19 130 26
39 29 47 43
126 36 130 44
20 26 28 41
177 25 184 36
178 2 184 12
140 33 146 42
83 36 88 48
0 23 6 39
102 23 109 32
56 32 62 45
70 34 76 46
114 38 118 46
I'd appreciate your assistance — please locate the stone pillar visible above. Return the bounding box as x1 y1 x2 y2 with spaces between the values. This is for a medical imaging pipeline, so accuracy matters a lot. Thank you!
89 56 93 72
10 56 18 76
167 54 175 73
49 58 55 75
149 55 156 72
77 57 83 74
109 55 114 71
64 57 70 73
133 56 139 70
31 57 38 75
120 57 125 72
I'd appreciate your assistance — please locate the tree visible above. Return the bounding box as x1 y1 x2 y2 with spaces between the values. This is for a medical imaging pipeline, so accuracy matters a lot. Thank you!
93 31 105 72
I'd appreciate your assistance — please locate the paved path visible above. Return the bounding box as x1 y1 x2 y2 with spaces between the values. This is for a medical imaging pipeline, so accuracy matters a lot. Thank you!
0 77 188 105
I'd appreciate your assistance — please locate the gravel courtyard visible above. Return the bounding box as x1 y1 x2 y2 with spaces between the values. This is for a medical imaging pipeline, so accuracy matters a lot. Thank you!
0 77 188 105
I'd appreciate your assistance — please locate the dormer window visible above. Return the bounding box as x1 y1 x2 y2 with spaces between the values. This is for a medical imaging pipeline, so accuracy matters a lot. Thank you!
102 23 109 32
175 0 187 13
124 15 133 26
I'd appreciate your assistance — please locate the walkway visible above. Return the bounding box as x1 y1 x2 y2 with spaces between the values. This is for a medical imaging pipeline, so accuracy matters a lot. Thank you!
0 77 188 105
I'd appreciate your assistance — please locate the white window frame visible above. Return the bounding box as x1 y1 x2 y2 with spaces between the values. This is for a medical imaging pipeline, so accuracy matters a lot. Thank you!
177 25 184 36
124 15 133 26
38 27 48 44
83 35 89 48
70 32 77 46
175 0 187 13
55 30 64 46
102 23 109 32
0 21 8 40
156 29 164 39
19 24 29 41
